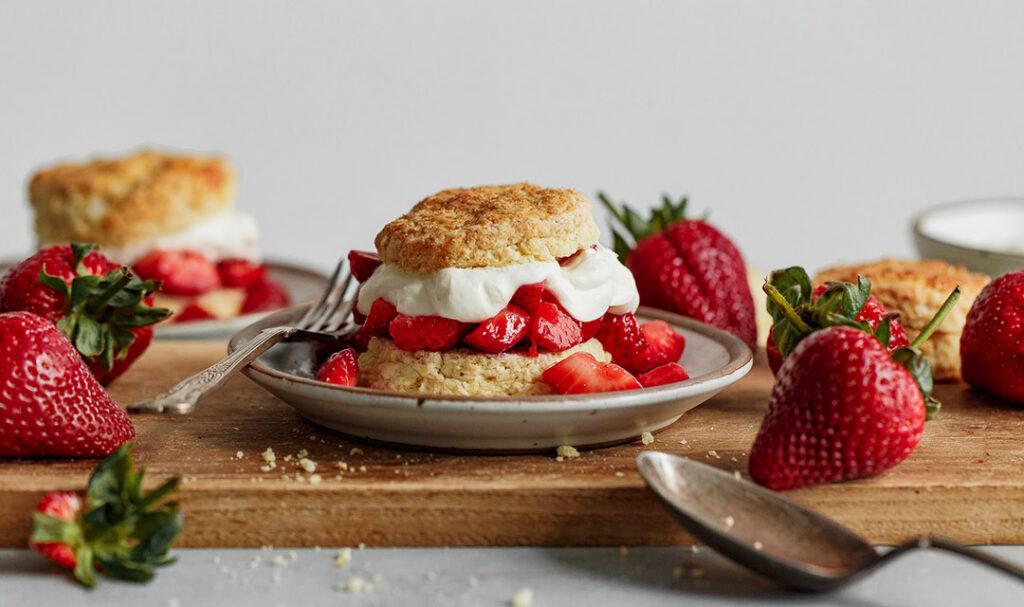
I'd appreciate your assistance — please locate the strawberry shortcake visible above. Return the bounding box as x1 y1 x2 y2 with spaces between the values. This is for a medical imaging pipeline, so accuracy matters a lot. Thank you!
329 183 689 396
28 149 289 322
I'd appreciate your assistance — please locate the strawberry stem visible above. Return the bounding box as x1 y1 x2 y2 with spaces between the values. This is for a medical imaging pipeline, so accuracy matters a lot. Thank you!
87 269 133 315
910 287 961 349
763 282 813 334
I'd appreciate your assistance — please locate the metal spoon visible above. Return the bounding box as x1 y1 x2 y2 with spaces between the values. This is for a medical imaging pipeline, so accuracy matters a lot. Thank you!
636 451 1024 592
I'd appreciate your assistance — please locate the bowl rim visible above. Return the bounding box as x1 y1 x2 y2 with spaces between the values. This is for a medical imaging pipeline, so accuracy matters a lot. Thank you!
911 196 1024 262
228 303 754 407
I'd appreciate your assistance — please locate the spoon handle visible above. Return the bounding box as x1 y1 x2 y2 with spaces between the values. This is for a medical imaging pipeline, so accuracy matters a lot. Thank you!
883 536 1024 582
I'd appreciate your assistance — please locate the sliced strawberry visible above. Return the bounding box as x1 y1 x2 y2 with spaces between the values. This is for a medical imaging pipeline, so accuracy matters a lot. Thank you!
389 314 470 351
361 299 398 335
465 305 530 353
637 362 689 387
511 283 546 314
216 258 267 288
240 278 290 314
316 348 359 386
595 313 651 374
174 302 216 323
640 320 686 363
580 317 603 342
133 250 221 296
542 352 641 394
349 250 382 283
529 302 583 352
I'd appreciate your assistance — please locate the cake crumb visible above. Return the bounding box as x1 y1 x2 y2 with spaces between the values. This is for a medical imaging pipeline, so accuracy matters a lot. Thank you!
341 576 366 593
640 432 654 445
350 447 365 456
308 473 322 485
425 570 438 581
297 448 309 458
618 546 629 558
754 540 764 550
723 515 735 528
614 471 625 477
707 449 720 459
335 548 352 569
299 458 317 473
555 445 580 459
733 470 742 479
235 450 244 459
511 587 534 607
335 461 349 471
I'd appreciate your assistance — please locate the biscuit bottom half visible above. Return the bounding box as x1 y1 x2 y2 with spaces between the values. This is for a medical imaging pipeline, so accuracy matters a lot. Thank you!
358 337 612 397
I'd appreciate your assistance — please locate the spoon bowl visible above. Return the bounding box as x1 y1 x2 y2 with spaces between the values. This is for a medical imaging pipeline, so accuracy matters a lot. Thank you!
637 451 1024 592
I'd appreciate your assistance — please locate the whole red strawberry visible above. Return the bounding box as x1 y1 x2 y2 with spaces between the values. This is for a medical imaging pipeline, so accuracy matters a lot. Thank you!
0 244 169 384
961 270 1024 403
749 286 960 490
764 267 909 375
600 193 756 349
30 444 182 587
749 326 926 490
0 311 135 457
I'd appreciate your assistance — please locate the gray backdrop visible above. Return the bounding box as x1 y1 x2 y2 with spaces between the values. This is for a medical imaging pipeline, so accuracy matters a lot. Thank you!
3 1 1023 273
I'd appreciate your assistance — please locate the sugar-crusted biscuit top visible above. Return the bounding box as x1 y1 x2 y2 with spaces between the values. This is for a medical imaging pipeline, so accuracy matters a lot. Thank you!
815 257 989 331
375 183 601 274
29 149 237 247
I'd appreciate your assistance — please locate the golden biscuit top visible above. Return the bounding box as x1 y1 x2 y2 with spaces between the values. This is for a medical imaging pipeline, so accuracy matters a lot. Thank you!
375 183 600 273
815 257 989 330
29 149 237 246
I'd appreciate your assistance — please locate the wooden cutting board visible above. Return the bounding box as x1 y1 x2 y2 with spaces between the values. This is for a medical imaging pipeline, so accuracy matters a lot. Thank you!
1 340 1022 548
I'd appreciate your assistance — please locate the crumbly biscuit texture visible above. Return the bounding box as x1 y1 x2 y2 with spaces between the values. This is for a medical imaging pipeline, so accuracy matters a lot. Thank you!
375 183 600 273
30 149 237 246
358 337 611 396
814 257 989 382
814 258 988 331
915 331 963 381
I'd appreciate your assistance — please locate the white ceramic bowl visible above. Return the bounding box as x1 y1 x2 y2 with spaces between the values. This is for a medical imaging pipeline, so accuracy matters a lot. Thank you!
913 197 1024 277
228 305 753 452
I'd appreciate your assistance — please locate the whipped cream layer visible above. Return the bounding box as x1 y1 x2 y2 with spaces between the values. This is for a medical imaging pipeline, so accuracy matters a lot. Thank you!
96 209 261 264
356 245 639 323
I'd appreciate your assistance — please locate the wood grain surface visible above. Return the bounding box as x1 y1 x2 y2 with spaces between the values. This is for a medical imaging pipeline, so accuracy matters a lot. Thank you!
1 340 1022 548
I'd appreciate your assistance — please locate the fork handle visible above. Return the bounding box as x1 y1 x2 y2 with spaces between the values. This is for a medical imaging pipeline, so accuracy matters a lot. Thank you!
128 326 296 414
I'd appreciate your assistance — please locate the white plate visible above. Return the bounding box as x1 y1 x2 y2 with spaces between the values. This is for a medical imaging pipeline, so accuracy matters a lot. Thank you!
0 258 329 340
228 305 753 452
913 197 1024 277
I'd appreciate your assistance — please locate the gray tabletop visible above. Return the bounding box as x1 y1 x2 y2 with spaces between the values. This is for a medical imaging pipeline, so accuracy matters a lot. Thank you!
2 545 1022 607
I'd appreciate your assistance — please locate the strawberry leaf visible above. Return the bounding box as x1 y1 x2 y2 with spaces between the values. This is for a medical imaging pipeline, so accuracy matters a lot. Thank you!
32 443 184 587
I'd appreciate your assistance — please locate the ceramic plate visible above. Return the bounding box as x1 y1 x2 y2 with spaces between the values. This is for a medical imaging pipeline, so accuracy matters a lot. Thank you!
228 305 753 452
913 197 1024 277
0 258 329 340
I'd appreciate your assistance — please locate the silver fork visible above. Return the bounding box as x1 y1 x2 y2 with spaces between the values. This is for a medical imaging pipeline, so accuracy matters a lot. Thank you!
128 258 358 414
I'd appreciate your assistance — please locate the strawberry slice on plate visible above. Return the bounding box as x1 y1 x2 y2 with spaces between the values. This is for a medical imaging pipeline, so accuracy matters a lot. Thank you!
465 305 530 354
390 314 471 351
133 250 221 296
316 348 359 386
641 320 686 363
240 277 290 314
348 250 383 283
174 302 217 322
542 352 641 394
216 258 267 288
637 362 689 387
